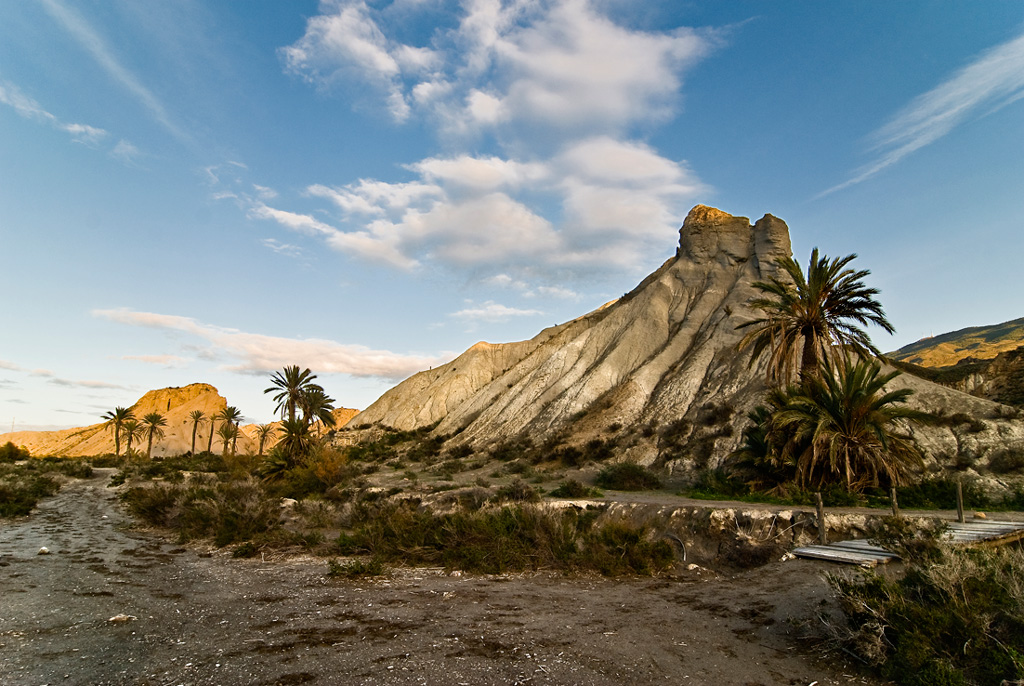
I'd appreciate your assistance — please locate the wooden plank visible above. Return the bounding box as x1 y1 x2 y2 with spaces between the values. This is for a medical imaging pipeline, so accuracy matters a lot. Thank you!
792 542 897 566
829 541 900 558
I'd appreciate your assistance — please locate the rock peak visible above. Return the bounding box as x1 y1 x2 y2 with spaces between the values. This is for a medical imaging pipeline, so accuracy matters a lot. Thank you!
678 204 791 270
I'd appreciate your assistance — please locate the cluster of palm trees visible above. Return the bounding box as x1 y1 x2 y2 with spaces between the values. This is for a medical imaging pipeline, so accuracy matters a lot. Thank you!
101 366 335 465
731 249 928 493
101 407 168 460
263 366 337 466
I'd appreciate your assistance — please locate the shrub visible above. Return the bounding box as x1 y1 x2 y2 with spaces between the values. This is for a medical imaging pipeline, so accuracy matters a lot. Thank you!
492 478 540 503
120 479 280 546
595 463 662 491
334 501 672 576
0 464 61 517
830 542 1024 685
327 556 387 578
548 479 601 498
0 442 30 463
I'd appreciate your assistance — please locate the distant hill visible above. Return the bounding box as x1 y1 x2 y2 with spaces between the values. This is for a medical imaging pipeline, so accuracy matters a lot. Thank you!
889 317 1024 368
1 384 361 457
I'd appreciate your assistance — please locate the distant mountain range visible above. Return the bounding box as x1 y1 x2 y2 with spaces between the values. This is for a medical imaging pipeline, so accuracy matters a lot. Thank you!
888 318 1024 408
889 317 1024 367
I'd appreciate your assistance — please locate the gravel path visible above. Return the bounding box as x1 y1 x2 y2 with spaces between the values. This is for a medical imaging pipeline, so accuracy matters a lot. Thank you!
0 471 887 686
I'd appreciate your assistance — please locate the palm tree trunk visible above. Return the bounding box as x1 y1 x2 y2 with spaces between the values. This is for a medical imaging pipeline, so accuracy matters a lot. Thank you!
207 420 216 454
191 424 198 456
147 432 154 460
232 422 239 454
114 427 121 457
800 334 818 381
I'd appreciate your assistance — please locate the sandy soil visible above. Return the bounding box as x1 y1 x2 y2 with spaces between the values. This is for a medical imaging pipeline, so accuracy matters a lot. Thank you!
0 471 888 686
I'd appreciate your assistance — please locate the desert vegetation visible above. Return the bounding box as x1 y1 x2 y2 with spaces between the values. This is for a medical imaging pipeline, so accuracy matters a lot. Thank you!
0 447 93 517
828 519 1024 685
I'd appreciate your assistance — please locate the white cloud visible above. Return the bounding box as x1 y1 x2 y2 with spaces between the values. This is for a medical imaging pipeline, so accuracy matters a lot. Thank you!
822 28 1024 196
0 360 21 371
110 139 141 164
94 308 451 381
248 140 700 275
451 300 543 322
261 2 715 283
280 0 440 121
121 354 191 368
47 378 130 390
0 80 108 145
260 238 304 258
282 0 714 132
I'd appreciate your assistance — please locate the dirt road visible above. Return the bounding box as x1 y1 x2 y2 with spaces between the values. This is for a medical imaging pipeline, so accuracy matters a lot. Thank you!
0 471 884 686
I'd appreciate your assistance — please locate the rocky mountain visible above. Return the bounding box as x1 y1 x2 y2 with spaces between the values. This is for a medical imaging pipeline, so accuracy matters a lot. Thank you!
347 205 1024 488
889 317 1024 367
1 384 234 457
891 345 1024 408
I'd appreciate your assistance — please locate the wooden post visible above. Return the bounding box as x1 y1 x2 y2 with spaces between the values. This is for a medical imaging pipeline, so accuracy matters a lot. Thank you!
815 492 827 545
956 478 965 523
890 487 900 518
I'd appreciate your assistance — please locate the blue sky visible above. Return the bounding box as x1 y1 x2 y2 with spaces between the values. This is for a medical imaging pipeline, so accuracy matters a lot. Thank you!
2 0 1023 431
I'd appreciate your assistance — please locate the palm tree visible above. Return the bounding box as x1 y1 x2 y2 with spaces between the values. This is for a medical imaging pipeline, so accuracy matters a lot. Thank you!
276 417 313 466
206 411 219 454
772 356 928 492
216 422 238 457
101 406 135 457
265 366 322 423
299 387 337 435
188 410 206 456
725 401 796 493
140 412 168 460
737 249 894 384
216 406 243 454
122 419 143 459
254 424 277 457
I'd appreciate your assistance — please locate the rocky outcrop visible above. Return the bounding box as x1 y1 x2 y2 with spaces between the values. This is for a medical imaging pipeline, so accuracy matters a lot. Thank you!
6 384 236 457
349 205 791 467
347 205 1024 488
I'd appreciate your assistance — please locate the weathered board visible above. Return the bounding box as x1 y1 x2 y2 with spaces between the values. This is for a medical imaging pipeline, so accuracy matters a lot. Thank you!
792 519 1024 565
792 541 898 567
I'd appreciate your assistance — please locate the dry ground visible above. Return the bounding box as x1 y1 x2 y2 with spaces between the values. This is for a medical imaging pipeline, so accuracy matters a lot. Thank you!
0 470 889 686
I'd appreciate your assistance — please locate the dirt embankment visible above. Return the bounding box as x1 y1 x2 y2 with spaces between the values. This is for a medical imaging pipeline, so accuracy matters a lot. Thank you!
1 471 886 686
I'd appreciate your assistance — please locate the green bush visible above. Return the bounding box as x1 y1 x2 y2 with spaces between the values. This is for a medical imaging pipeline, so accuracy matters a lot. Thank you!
830 542 1024 685
0 442 30 463
595 463 662 491
548 479 601 498
492 478 540 503
335 501 673 576
0 465 60 517
120 478 280 546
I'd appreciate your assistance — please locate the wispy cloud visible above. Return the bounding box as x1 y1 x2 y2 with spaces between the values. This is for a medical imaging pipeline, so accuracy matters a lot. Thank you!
38 0 190 143
260 238 304 258
822 29 1024 196
450 300 543 323
110 139 142 165
121 354 191 368
0 80 107 145
47 378 130 390
94 308 452 381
